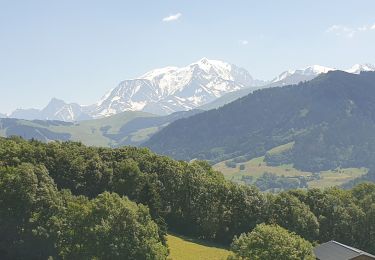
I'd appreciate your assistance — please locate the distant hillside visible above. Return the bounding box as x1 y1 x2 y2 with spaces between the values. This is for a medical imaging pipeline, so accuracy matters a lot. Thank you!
0 110 201 147
145 71 375 174
199 86 261 110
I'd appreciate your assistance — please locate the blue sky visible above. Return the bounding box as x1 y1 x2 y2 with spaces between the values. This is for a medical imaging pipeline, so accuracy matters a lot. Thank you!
1 0 375 113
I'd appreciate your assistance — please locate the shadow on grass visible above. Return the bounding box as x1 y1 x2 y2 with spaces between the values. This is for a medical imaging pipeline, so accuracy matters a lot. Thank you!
168 232 230 251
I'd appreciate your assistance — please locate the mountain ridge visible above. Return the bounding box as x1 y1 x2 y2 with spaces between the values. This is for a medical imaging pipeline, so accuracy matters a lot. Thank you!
8 98 91 121
90 58 259 117
199 63 375 110
144 71 375 174
3 60 375 121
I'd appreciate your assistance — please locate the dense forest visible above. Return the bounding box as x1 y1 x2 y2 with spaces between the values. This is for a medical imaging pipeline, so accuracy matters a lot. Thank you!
0 137 375 259
146 71 375 176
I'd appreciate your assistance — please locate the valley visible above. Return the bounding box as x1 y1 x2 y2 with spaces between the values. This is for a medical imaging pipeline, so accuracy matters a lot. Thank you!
214 142 367 190
3 71 375 192
3 2 375 259
214 156 367 191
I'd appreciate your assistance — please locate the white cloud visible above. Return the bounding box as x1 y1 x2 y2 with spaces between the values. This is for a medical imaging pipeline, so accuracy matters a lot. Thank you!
326 25 355 38
162 13 182 22
239 40 249 45
327 22 375 37
358 26 368 31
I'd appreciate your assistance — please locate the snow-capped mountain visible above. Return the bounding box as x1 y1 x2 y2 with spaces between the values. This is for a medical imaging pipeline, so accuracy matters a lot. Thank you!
9 98 91 121
91 58 259 117
199 63 375 111
269 63 375 87
0 113 7 118
3 60 375 121
269 65 336 87
345 64 375 74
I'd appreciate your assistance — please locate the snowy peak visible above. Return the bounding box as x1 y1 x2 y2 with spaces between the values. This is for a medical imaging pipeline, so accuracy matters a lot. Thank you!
9 98 90 122
139 66 179 81
192 58 233 78
271 63 375 87
345 64 375 74
272 65 335 84
92 58 258 117
141 58 253 83
136 58 253 95
42 98 89 121
192 58 256 86
4 60 375 122
304 65 336 74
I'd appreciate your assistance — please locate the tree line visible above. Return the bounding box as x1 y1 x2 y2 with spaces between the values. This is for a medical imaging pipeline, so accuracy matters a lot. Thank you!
0 136 374 259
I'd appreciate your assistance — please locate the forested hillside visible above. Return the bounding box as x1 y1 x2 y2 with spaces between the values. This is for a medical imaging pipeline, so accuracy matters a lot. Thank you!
1 137 375 258
145 72 375 176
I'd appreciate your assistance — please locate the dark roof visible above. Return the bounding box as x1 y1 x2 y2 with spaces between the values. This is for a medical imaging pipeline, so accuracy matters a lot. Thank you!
314 241 375 260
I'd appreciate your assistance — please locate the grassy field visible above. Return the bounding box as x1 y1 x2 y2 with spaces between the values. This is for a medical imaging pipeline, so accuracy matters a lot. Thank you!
214 143 367 189
308 168 368 188
215 156 313 182
266 141 294 155
49 111 156 146
167 234 231 260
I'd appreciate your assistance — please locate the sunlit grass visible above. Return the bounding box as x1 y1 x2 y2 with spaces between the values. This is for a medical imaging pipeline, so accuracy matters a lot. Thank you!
167 234 231 260
214 144 367 189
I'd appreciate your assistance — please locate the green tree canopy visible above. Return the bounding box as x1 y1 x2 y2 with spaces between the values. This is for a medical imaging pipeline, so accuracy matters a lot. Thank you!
268 192 319 241
53 192 168 260
230 223 315 260
0 163 61 259
0 161 168 260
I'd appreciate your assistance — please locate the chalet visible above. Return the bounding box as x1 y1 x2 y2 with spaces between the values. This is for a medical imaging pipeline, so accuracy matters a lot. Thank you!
314 241 375 260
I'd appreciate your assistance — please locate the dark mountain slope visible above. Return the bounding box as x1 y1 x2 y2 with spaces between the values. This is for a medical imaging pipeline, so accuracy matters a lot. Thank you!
145 71 375 172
